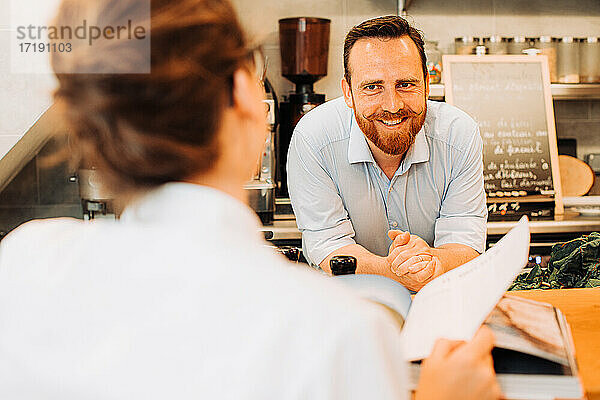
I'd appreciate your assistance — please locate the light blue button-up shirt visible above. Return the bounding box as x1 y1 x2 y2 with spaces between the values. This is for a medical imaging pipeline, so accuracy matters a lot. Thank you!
287 97 487 267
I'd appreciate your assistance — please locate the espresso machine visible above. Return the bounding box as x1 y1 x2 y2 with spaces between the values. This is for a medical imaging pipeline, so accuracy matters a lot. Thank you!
78 168 117 220
243 80 277 224
277 17 331 196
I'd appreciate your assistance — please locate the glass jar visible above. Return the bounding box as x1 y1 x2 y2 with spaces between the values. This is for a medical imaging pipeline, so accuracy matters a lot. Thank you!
424 40 442 84
508 36 529 54
525 37 537 50
475 45 488 56
580 37 600 83
455 36 477 55
536 36 558 83
484 36 508 54
557 37 580 83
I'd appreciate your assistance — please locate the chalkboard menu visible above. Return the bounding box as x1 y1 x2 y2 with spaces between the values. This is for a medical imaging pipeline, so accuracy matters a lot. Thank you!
443 55 563 214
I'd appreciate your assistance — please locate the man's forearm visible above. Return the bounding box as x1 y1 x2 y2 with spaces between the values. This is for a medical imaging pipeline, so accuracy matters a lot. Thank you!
319 244 396 280
318 243 479 289
431 244 479 274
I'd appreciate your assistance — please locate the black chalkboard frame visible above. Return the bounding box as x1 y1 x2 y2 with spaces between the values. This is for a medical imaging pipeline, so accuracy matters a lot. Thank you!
443 55 564 215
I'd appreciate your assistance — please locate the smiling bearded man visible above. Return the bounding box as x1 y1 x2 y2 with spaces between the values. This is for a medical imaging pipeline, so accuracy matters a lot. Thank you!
287 15 488 292
347 34 428 158
355 99 426 156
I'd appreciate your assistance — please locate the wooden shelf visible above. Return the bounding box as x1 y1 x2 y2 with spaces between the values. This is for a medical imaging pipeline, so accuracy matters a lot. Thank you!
429 83 600 101
550 84 600 100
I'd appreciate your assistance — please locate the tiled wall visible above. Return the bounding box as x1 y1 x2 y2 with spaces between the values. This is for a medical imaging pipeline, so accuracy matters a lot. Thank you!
232 0 600 103
407 0 600 55
555 100 600 158
0 137 82 238
0 0 58 159
0 0 79 236
555 99 600 194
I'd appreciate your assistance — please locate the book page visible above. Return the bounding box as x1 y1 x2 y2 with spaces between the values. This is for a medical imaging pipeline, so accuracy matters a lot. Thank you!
400 216 530 361
485 295 568 366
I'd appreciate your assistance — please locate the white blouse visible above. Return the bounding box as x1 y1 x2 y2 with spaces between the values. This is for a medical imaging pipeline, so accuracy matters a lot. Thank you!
0 182 408 399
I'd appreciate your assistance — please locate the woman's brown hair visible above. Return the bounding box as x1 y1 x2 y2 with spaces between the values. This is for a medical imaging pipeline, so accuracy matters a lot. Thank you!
51 0 248 195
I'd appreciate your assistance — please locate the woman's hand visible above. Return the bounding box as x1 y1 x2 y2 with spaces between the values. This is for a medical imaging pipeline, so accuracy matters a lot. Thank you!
415 326 502 400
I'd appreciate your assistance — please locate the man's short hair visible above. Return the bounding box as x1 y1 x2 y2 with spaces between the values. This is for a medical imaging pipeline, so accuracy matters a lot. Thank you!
343 15 427 85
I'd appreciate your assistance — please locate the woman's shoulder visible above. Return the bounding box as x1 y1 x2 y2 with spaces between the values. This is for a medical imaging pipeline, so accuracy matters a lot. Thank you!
2 217 84 247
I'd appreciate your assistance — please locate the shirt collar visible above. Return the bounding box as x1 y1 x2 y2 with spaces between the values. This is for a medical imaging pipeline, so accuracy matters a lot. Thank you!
396 124 430 175
347 114 376 165
120 182 263 241
347 112 430 171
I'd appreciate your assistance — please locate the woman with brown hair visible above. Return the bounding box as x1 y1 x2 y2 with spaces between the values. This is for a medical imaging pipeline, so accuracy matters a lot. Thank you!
0 0 500 399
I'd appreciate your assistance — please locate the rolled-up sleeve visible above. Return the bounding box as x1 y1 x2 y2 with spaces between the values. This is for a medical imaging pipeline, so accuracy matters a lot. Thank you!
287 131 356 266
434 126 487 253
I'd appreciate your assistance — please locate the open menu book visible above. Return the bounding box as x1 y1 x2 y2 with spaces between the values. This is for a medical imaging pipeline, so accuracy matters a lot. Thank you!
404 216 583 400
338 216 583 400
405 296 583 400
487 296 575 371
400 215 532 360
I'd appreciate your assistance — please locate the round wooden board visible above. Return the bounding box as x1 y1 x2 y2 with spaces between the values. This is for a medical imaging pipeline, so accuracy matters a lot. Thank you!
559 155 595 197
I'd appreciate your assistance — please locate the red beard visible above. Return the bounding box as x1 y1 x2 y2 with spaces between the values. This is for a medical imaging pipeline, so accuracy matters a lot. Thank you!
354 103 427 156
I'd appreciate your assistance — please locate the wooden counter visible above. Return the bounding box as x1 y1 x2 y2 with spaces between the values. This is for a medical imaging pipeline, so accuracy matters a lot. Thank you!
507 289 600 400
262 213 600 241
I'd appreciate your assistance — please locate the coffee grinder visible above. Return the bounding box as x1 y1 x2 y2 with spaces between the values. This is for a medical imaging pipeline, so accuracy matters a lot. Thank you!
277 17 331 196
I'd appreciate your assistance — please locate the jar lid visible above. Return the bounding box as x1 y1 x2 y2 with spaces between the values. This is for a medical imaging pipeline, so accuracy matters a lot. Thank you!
523 48 541 56
559 36 575 43
539 36 553 43
455 36 475 43
584 37 599 43
512 36 527 43
475 45 488 55
485 35 505 43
